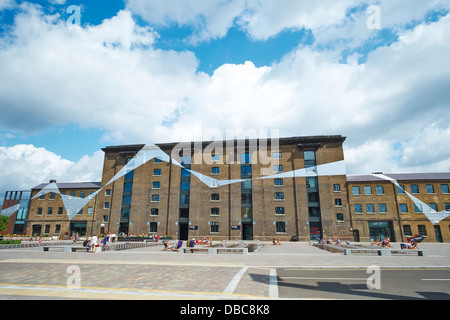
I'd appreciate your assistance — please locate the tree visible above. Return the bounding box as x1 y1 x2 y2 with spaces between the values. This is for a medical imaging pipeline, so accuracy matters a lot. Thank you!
0 215 10 232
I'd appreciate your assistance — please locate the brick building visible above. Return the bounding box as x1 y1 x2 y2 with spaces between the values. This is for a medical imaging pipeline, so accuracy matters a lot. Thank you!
4 135 450 243
95 136 352 241
347 173 450 243
26 182 101 237
0 190 31 235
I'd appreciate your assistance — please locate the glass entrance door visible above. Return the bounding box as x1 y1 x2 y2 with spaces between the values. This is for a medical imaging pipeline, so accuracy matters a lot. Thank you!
368 221 394 242
242 223 253 240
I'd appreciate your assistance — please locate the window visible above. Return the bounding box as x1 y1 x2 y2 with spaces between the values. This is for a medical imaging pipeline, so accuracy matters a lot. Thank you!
441 184 449 194
410 185 419 194
378 203 387 213
77 208 83 215
306 177 318 189
275 207 285 215
151 208 159 216
429 203 438 212
241 193 252 204
418 225 427 236
55 225 61 234
274 178 284 186
399 203 408 213
354 204 363 213
80 191 86 199
210 222 219 233
104 202 110 209
106 189 111 196
333 184 341 192
336 213 344 222
241 180 252 190
103 215 108 223
273 165 283 173
335 198 342 206
37 207 43 215
352 186 360 195
309 207 320 218
124 183 133 192
241 166 252 177
445 203 450 212
304 151 316 168
153 181 161 189
364 186 372 195
425 184 434 194
180 181 190 191
212 167 220 174
180 194 189 205
273 152 282 159
152 195 160 202
44 225 50 234
274 192 284 200
70 191 76 198
276 221 286 233
155 157 162 163
241 153 251 164
414 204 422 213
122 195 132 205
149 222 158 233
403 225 412 236
211 154 220 161
375 186 384 195
47 207 53 215
49 192 56 200
211 208 220 216
57 207 64 215
397 185 405 194
87 207 93 215
39 194 45 200
211 193 220 201
308 192 319 202
181 168 190 178
366 204 375 213
153 169 162 176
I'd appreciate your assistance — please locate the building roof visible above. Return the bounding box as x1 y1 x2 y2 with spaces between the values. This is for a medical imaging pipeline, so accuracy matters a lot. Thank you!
101 135 347 152
32 182 101 191
347 172 450 183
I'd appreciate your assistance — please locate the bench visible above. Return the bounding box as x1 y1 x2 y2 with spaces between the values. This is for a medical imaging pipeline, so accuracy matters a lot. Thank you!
40 246 72 253
179 247 248 254
71 247 90 252
344 248 427 256
40 246 92 253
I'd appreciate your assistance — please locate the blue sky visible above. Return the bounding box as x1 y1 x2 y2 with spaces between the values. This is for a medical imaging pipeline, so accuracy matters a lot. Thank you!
0 0 450 205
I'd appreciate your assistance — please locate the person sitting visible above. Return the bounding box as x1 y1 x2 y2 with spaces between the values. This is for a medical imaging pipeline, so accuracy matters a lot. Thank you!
371 239 380 246
381 237 392 248
188 239 196 253
83 239 91 250
335 238 341 246
172 240 183 252
401 242 417 249
163 241 170 251
273 238 281 245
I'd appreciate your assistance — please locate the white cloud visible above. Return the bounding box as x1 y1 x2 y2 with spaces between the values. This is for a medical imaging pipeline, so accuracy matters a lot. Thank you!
48 0 66 5
0 2 449 183
0 0 15 11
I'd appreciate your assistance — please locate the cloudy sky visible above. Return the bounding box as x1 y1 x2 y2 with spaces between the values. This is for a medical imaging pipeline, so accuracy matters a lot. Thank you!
0 0 449 206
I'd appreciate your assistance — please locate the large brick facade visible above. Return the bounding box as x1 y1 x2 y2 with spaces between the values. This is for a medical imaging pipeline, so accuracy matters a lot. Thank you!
6 135 450 243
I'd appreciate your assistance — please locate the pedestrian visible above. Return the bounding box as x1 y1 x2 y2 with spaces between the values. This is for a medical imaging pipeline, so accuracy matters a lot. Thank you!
90 234 98 253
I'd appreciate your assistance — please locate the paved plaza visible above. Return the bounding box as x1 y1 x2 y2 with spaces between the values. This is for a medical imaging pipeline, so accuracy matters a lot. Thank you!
0 241 449 300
